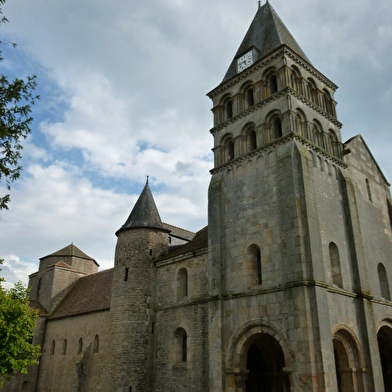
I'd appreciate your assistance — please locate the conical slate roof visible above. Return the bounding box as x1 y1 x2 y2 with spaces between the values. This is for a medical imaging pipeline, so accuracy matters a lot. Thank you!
116 178 168 236
222 2 311 83
41 243 95 262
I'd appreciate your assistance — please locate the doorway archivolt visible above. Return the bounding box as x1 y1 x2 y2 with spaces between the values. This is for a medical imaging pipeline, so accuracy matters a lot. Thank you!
226 319 291 392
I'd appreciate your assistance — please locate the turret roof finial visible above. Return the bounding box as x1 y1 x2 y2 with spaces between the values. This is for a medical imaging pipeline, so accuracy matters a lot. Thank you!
258 1 261 9
146 175 149 185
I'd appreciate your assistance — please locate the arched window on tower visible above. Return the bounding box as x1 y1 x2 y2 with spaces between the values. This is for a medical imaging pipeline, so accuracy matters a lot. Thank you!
268 74 278 95
273 118 282 139
246 129 257 153
225 139 235 162
295 110 306 138
226 100 233 119
50 340 55 356
246 87 254 107
247 244 262 287
173 328 188 364
313 121 325 150
177 268 188 301
308 78 318 105
323 89 334 116
291 66 302 94
329 242 343 288
378 263 391 300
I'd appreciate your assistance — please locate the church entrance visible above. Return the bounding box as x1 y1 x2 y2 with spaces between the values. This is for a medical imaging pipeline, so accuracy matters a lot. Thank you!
245 334 290 392
378 325 392 391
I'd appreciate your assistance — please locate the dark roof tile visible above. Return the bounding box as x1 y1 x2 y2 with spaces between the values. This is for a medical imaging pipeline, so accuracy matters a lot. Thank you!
49 268 113 320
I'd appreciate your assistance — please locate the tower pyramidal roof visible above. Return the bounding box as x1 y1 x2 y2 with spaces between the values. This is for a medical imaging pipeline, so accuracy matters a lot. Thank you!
116 177 168 236
222 1 311 83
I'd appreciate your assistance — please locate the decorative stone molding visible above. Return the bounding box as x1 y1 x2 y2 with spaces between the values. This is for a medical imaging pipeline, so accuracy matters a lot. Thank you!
226 318 291 370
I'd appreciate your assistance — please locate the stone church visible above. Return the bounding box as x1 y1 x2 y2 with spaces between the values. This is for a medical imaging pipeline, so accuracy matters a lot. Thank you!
4 2 392 391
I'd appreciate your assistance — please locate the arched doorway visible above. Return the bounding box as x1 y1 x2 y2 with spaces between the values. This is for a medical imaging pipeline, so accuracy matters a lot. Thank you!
377 325 392 391
245 334 290 392
332 327 365 392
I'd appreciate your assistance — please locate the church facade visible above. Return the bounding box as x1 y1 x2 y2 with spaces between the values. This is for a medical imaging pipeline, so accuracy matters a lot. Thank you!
4 2 392 391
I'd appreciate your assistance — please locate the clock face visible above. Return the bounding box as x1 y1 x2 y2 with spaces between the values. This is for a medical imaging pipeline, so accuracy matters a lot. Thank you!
237 50 254 73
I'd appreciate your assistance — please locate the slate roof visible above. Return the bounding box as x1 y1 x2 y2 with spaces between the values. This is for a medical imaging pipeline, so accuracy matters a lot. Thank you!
116 178 169 236
163 223 195 241
222 1 311 84
49 268 113 320
41 243 98 265
158 226 208 261
29 300 48 316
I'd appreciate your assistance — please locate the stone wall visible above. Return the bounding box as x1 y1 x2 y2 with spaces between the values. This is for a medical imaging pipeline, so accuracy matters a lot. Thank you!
36 311 110 392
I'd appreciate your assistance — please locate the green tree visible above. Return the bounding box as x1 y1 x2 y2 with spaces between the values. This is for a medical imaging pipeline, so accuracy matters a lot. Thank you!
0 261 41 387
0 0 39 210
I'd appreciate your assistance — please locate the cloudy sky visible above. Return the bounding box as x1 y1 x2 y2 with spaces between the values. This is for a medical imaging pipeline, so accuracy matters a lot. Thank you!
1 0 391 289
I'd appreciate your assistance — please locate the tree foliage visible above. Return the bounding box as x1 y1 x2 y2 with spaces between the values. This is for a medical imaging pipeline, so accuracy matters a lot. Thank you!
0 260 41 387
0 0 39 210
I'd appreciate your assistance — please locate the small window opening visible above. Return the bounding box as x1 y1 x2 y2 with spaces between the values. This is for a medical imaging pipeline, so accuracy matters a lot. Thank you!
77 338 83 354
124 267 129 281
50 340 55 356
149 249 152 256
37 278 42 299
129 388 132 392
62 339 67 356
177 268 188 301
93 335 99 353
152 322 155 334
366 178 372 202
168 236 172 244
378 263 391 300
387 199 392 232
329 242 343 288
257 250 262 285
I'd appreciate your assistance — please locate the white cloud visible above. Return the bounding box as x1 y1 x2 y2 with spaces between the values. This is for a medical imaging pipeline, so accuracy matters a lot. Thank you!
0 0 391 290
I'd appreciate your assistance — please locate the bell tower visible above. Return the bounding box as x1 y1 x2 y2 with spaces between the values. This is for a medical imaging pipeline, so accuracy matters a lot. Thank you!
206 2 350 391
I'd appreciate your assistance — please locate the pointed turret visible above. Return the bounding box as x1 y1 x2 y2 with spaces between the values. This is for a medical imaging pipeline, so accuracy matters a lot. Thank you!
116 177 168 236
222 2 311 83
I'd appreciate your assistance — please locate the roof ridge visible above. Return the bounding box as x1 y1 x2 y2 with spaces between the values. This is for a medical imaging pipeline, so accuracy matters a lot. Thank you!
163 222 196 235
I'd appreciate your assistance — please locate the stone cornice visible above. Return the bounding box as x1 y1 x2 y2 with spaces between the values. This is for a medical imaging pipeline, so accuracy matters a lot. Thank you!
155 247 208 267
210 132 347 175
154 280 392 313
209 87 341 136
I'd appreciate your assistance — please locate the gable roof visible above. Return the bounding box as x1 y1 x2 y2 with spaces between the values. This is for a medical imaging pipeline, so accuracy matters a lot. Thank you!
222 2 311 83
345 134 390 186
163 223 195 241
116 178 169 236
49 268 113 320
